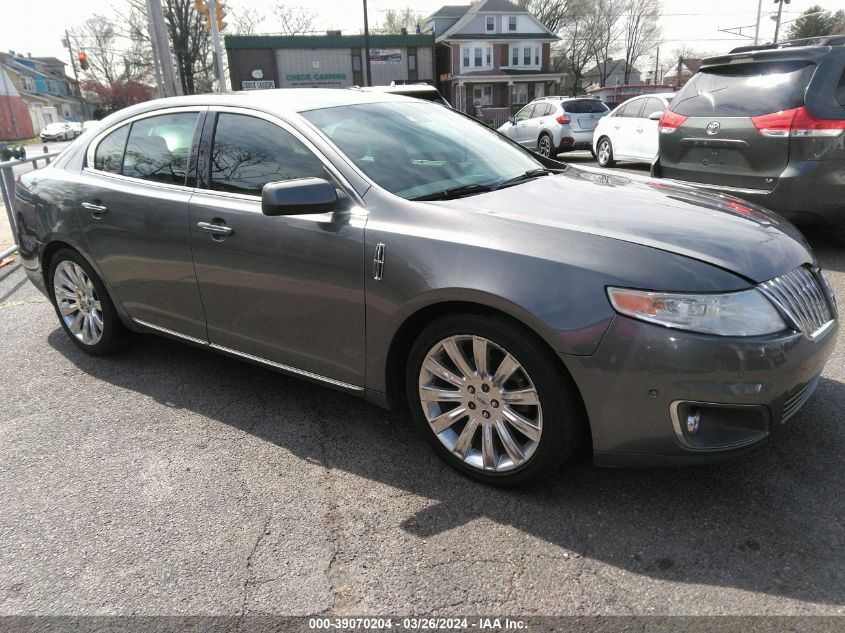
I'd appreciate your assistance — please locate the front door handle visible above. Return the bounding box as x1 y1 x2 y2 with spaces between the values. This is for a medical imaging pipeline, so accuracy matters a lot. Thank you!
197 221 233 236
81 201 108 217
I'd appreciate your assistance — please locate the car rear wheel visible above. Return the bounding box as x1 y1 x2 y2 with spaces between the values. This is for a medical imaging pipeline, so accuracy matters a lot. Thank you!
48 248 127 355
537 133 553 158
406 314 585 486
596 137 615 168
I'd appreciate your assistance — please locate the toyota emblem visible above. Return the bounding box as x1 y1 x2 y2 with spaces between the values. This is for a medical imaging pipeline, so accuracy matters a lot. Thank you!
706 121 721 135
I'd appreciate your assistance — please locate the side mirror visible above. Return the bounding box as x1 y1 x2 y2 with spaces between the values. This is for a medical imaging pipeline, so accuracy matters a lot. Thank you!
508 116 516 125
261 177 339 216
648 111 663 121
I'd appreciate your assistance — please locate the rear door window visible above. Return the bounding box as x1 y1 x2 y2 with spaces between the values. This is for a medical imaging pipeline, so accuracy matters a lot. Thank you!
123 113 199 185
618 99 645 118
672 61 815 117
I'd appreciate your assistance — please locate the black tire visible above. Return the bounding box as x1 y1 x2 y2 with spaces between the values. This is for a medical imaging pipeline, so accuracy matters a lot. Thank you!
596 137 615 168
537 133 553 158
405 314 586 487
47 248 128 355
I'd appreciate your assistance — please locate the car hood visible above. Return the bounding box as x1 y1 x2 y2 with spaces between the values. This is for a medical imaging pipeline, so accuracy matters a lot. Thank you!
445 165 813 284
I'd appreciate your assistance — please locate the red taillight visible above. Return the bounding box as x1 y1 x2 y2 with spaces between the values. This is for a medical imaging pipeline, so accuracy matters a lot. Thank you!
555 114 571 125
658 110 687 134
752 106 845 138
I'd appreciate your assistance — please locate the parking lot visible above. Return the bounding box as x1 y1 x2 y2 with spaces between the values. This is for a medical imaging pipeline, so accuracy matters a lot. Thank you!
0 151 843 619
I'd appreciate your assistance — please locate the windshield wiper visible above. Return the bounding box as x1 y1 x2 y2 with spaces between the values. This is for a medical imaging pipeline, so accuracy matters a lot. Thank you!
411 183 495 201
496 168 556 189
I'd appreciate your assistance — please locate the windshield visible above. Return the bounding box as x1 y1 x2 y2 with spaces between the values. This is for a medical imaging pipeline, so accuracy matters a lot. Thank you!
302 101 544 200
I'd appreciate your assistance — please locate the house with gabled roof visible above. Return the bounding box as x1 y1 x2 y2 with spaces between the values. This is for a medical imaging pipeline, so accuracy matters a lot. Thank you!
424 0 564 125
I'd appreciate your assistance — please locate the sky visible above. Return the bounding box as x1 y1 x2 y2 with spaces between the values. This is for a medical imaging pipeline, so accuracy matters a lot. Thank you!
1 0 842 77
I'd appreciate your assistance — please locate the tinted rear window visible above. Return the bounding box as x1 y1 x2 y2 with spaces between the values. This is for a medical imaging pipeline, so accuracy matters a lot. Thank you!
672 61 815 117
563 99 609 114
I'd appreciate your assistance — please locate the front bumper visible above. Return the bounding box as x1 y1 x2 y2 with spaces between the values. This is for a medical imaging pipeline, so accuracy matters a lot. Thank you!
562 315 837 466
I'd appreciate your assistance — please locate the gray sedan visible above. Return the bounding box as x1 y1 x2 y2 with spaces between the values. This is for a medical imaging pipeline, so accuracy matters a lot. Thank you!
15 89 838 486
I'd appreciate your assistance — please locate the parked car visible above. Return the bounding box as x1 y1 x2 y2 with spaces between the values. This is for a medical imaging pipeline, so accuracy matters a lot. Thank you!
39 122 76 142
16 90 837 485
498 97 610 157
654 36 845 234
594 93 675 167
352 83 450 106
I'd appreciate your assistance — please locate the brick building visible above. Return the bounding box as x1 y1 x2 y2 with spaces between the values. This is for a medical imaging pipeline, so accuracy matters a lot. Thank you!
424 0 563 126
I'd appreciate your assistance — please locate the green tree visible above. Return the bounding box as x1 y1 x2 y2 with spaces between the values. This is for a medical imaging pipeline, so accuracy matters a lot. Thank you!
380 8 419 34
786 5 845 40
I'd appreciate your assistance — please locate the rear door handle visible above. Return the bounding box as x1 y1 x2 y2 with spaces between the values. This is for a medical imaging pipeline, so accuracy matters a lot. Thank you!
81 201 108 216
197 221 233 236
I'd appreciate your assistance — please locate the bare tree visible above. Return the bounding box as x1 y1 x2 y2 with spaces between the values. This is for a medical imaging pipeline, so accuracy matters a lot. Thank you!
380 8 418 34
517 0 578 33
230 5 266 35
621 0 661 83
274 4 317 35
590 0 625 87
556 0 600 93
71 16 123 85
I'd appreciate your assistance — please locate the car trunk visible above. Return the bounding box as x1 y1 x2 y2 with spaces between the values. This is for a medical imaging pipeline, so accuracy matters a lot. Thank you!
563 100 609 132
658 59 818 191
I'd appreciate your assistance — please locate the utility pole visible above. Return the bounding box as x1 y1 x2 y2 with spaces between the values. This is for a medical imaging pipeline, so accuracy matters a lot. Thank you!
653 46 660 85
675 55 682 89
773 0 786 44
363 0 372 86
753 0 763 44
63 31 80 85
145 0 182 96
207 0 227 91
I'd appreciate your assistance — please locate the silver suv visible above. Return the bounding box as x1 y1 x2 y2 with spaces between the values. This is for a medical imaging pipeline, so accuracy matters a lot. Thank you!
498 97 610 157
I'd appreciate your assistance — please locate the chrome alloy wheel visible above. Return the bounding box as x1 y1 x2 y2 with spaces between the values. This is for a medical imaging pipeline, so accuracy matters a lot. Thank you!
538 135 552 157
418 335 543 472
53 260 104 346
597 140 611 165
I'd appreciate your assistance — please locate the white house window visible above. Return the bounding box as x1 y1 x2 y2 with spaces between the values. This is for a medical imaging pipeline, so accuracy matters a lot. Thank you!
473 84 493 106
523 47 531 65
462 47 469 67
513 84 528 104
508 16 517 31
486 16 495 32
21 76 34 91
486 47 492 66
511 47 518 65
474 47 483 67
535 47 540 66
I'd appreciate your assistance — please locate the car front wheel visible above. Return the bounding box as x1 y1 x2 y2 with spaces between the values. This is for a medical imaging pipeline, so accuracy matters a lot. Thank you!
406 314 585 486
537 133 553 158
596 137 615 167
48 248 127 355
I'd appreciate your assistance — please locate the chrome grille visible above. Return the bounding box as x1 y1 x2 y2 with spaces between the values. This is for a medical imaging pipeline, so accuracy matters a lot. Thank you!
759 266 835 339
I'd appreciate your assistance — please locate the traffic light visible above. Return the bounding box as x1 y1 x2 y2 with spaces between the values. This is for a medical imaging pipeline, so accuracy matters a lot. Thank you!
77 51 89 71
198 0 227 31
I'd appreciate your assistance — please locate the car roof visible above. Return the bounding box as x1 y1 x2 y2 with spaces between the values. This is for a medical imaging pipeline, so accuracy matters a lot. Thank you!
354 84 440 94
94 88 417 129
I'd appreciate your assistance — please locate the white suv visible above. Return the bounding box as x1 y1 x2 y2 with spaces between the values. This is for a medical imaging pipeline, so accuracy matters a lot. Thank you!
498 98 610 157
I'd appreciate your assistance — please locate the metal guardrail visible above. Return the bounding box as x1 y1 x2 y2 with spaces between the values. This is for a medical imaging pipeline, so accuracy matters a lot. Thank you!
0 147 62 260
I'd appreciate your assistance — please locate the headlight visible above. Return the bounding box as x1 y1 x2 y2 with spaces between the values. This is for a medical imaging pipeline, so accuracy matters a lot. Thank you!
607 287 787 336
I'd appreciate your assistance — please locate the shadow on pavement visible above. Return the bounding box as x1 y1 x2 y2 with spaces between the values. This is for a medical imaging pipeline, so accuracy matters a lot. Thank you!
48 326 845 607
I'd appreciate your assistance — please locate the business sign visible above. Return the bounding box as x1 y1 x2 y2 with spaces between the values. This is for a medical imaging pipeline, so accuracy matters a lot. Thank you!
241 80 275 90
369 49 402 64
284 73 347 86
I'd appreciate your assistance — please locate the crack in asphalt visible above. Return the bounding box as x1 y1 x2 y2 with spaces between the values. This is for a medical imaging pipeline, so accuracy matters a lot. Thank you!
238 510 274 630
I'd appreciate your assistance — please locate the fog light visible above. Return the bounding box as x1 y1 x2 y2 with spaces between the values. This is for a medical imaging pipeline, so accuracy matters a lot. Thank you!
686 408 700 435
671 401 770 450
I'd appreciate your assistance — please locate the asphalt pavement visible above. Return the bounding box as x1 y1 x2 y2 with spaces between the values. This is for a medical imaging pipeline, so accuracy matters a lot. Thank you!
0 157 842 621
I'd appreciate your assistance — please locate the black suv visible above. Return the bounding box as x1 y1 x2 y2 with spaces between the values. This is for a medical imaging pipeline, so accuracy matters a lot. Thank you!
654 36 845 232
